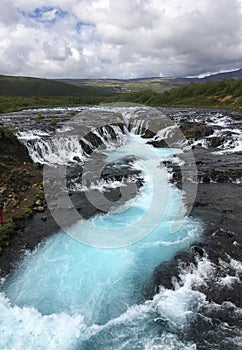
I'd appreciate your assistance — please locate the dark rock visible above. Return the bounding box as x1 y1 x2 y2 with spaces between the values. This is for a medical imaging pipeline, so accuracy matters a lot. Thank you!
146 139 168 148
141 129 156 138
180 121 214 139
79 124 125 155
147 248 205 297
73 156 81 162
190 245 205 258
207 136 225 148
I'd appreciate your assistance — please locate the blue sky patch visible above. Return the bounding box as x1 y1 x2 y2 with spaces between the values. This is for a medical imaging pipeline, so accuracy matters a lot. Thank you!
76 21 96 33
20 6 68 24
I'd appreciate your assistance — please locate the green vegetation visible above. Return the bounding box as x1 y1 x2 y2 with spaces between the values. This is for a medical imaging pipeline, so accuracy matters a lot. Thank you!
105 79 242 109
0 74 117 113
0 219 16 251
0 75 114 98
35 113 43 120
0 76 241 113
0 124 19 145
0 95 104 113
50 117 57 126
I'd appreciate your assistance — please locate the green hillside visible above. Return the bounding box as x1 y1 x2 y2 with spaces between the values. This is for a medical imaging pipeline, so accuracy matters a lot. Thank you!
105 79 242 109
0 75 114 97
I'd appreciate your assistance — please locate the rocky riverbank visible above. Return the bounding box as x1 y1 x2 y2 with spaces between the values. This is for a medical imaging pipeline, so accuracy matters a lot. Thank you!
0 126 44 256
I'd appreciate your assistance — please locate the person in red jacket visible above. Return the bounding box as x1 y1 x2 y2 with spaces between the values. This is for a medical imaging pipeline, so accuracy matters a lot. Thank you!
0 201 4 225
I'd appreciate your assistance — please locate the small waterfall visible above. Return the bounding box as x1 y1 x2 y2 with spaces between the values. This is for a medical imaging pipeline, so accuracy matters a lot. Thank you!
24 135 85 165
129 119 148 135
17 108 180 166
18 122 127 166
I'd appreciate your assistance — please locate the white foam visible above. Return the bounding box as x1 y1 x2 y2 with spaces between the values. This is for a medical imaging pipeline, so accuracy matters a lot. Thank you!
207 115 233 127
0 293 86 350
229 258 242 274
218 275 240 288
154 258 214 328
17 130 50 141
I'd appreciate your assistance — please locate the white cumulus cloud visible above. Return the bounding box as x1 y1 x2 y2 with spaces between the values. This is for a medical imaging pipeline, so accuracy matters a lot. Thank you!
0 0 241 78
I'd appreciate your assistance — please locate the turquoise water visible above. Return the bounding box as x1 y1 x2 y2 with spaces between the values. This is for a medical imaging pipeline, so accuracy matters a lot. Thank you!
0 135 202 350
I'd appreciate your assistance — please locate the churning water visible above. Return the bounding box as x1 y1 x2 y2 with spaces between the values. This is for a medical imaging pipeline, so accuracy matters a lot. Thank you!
1 106 235 350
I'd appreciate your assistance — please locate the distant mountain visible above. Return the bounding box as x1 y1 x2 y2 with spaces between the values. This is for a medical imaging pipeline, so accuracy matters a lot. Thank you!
58 69 242 93
0 75 114 97
198 69 242 82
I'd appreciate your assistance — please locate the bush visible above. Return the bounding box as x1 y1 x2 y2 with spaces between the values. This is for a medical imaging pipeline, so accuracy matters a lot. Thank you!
50 117 57 126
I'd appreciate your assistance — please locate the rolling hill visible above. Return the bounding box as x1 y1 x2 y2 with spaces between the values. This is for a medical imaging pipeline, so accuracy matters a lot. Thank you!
0 75 114 97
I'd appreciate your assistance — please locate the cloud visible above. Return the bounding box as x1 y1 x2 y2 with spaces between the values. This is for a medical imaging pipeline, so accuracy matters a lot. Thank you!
44 38 72 61
0 0 20 24
0 0 241 78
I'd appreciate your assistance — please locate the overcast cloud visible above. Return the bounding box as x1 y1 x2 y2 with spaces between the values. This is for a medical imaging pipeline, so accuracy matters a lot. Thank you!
0 0 242 78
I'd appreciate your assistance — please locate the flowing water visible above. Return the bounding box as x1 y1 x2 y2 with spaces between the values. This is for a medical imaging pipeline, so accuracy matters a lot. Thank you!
0 107 241 349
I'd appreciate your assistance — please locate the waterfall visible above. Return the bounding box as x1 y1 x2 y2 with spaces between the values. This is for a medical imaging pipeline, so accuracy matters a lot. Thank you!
18 122 127 166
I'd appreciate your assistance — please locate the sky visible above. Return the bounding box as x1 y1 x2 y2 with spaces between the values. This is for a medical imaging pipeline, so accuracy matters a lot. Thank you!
0 0 242 79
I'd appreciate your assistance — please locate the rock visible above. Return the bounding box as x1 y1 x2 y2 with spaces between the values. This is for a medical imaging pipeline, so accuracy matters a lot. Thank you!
35 206 45 212
0 186 7 194
148 250 198 296
73 156 81 162
141 129 156 138
194 201 209 207
80 124 125 155
207 136 225 148
190 245 205 257
180 122 214 139
146 139 168 148
35 199 42 206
